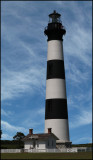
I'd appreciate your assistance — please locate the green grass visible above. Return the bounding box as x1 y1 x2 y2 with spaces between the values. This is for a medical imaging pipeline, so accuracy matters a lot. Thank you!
1 152 92 159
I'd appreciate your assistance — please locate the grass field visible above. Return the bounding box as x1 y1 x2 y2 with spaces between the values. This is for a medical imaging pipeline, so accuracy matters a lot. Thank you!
1 152 92 159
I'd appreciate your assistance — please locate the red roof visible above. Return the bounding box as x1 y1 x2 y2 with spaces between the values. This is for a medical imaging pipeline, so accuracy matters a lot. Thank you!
22 133 59 141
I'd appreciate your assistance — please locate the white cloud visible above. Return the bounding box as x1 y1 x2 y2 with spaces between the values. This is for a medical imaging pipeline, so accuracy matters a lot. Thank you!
2 133 13 140
74 88 92 103
1 113 44 139
70 110 92 128
1 1 92 101
1 66 46 101
65 63 91 95
74 137 92 144
1 120 28 133
67 87 92 110
67 67 89 84
20 41 36 57
2 102 12 107
21 107 45 129
37 108 45 115
22 119 43 129
1 109 13 117
1 120 29 140
64 24 92 67
1 2 47 102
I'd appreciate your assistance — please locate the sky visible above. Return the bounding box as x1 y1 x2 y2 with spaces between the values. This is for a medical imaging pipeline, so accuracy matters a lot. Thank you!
1 1 92 144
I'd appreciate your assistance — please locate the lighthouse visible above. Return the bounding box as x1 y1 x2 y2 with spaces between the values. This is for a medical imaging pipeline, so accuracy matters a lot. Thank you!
44 10 71 148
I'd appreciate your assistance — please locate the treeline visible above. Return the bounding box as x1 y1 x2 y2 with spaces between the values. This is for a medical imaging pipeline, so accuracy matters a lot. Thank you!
1 131 25 149
1 140 24 149
72 143 92 147
1 140 92 149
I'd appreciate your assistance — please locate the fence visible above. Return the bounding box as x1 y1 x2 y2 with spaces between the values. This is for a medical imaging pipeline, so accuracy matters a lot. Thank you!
24 149 61 153
1 147 92 153
67 148 78 152
24 148 77 153
77 147 92 152
1 149 23 153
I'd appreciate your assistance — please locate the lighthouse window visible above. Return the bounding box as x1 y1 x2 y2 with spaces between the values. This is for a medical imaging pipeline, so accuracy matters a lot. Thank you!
55 24 57 28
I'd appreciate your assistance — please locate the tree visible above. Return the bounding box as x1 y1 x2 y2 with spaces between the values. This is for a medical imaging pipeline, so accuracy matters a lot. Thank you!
13 132 25 141
13 132 25 148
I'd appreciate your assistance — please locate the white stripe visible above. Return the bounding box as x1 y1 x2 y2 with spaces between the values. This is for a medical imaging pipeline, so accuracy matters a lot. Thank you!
45 119 70 142
47 40 63 61
46 79 66 99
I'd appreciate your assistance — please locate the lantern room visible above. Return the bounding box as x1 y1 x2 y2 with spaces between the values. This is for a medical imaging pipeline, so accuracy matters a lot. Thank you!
49 10 61 23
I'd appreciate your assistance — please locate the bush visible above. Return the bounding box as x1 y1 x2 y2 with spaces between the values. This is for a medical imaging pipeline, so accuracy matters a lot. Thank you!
1 140 24 149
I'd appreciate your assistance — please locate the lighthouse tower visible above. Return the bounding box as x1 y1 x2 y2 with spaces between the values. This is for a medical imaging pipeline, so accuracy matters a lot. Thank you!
44 11 71 147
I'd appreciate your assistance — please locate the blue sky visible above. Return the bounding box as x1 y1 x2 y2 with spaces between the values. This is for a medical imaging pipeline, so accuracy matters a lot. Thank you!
1 1 92 144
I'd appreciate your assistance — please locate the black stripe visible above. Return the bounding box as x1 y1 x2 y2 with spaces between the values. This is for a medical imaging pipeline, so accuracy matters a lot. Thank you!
47 30 63 41
44 23 66 41
47 60 65 79
45 99 68 119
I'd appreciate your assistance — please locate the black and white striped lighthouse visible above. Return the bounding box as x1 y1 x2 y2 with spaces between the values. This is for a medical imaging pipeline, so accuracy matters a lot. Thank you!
44 11 71 147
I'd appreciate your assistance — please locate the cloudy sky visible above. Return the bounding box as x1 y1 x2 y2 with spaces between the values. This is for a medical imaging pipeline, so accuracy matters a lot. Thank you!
1 1 92 144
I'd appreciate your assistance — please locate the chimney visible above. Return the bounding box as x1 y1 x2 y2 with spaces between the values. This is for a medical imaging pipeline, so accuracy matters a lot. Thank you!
48 128 52 134
29 128 33 135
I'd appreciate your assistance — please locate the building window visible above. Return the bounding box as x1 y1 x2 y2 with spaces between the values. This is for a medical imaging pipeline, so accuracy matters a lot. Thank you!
37 142 39 148
48 140 49 147
33 141 35 148
52 140 53 146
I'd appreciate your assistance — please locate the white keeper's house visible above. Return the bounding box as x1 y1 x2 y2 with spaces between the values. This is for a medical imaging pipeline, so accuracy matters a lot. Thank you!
23 128 58 150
